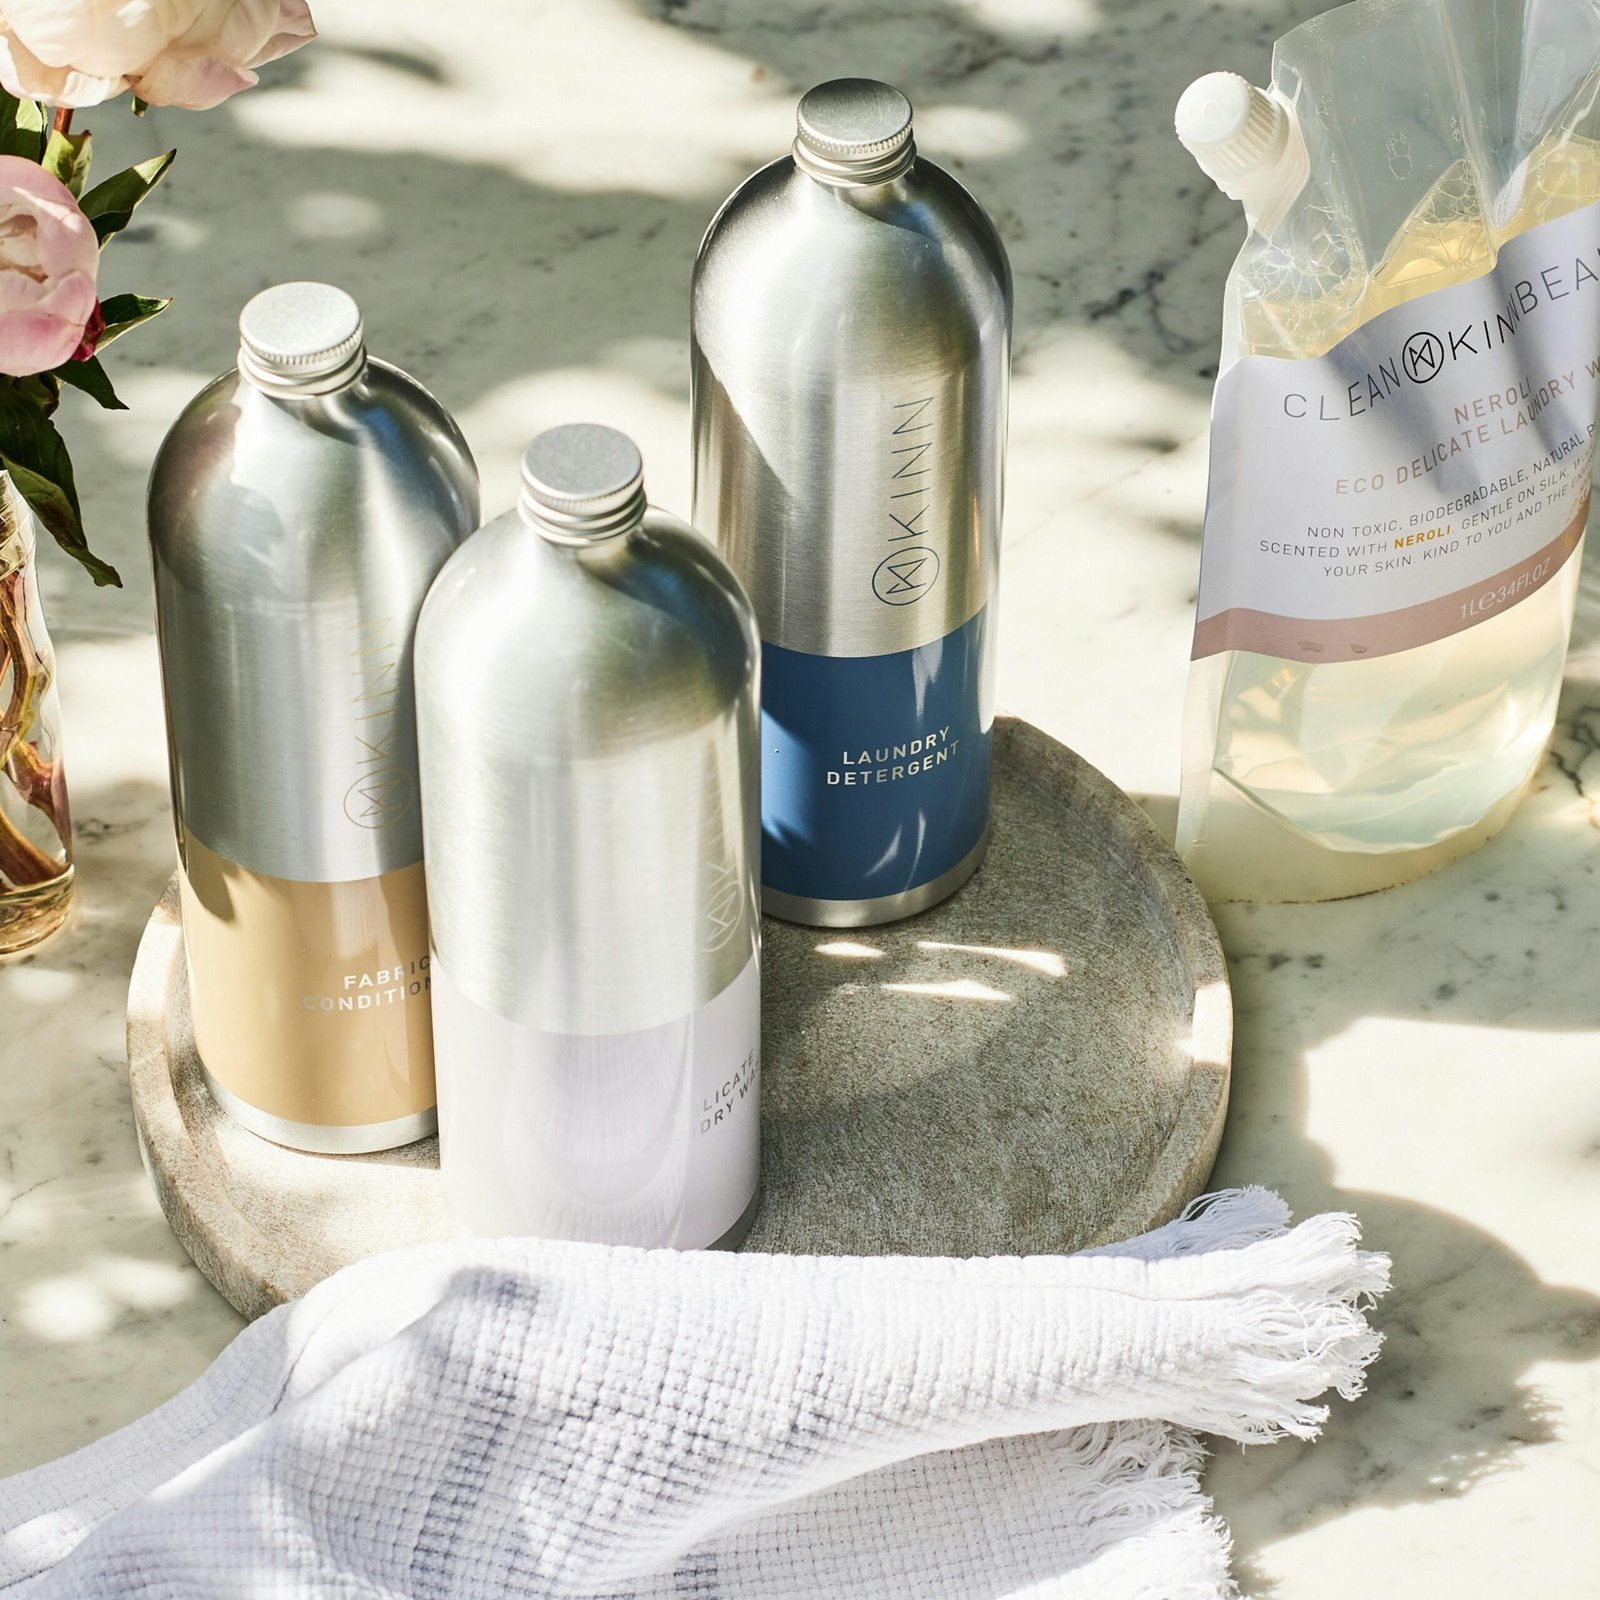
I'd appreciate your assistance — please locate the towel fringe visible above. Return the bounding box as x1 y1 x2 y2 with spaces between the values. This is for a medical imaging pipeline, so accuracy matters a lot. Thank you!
1163 1210 1391 1444
1039 1424 1238 1600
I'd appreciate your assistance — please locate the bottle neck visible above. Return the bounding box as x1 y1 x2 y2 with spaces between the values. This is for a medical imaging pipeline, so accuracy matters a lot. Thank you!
517 489 647 548
237 345 369 398
792 136 915 188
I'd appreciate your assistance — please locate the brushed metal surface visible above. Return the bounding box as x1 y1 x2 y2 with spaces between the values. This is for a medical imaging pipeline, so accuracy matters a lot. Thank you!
148 359 479 884
691 147 1011 659
762 825 991 929
415 504 761 1037
201 1065 437 1156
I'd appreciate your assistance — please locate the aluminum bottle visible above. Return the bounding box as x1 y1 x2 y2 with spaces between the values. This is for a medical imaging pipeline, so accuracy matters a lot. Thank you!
692 78 1012 928
147 282 479 1153
417 424 762 1249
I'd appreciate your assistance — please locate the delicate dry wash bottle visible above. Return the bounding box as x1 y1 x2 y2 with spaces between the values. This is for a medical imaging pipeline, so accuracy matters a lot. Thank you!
148 283 479 1151
417 424 762 1250
1174 5 1600 901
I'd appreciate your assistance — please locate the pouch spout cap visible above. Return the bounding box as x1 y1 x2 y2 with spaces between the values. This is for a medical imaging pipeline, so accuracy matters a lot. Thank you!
1176 71 1309 235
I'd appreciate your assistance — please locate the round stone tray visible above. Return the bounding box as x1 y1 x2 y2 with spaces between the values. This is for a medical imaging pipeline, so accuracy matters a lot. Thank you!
128 717 1232 1320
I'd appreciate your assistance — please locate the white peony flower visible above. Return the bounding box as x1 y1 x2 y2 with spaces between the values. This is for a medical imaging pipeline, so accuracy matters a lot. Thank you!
0 0 316 111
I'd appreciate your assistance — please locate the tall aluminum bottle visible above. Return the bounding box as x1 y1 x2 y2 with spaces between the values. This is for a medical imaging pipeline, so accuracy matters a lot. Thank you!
692 78 1012 928
416 424 762 1250
147 282 479 1153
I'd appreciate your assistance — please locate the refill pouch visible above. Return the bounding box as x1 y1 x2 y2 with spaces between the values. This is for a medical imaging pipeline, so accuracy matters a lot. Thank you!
1176 0 1600 901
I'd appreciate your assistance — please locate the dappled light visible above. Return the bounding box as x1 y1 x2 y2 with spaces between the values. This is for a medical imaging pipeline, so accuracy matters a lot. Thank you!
0 964 79 1003
1179 979 1231 1062
880 977 1014 1003
916 939 1068 977
284 190 386 243
19 1252 194 1343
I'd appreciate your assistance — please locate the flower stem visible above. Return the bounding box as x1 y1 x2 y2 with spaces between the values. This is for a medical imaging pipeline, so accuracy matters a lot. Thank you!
52 107 73 137
0 794 59 887
0 570 67 889
0 572 41 765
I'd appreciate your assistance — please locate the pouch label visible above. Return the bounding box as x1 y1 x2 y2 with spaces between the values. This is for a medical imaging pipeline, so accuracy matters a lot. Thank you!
1195 200 1600 663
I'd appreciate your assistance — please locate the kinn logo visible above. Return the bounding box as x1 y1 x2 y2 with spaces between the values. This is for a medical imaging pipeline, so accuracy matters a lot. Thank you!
1402 331 1444 383
873 546 941 606
343 768 414 829
880 396 942 606
347 617 412 830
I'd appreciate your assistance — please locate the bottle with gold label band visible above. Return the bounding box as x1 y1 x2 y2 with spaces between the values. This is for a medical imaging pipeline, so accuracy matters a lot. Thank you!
147 282 479 1153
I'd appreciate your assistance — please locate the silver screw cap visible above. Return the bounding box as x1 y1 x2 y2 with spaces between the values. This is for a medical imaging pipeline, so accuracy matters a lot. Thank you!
795 79 914 184
519 423 647 544
238 282 366 395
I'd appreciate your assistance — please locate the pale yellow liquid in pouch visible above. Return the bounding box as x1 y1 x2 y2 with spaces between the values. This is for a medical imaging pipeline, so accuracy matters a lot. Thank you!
1181 135 1600 902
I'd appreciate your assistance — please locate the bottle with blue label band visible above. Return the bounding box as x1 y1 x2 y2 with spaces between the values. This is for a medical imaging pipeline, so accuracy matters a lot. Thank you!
692 78 1012 927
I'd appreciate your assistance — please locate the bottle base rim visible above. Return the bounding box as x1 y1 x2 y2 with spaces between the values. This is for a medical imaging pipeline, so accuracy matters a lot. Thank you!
761 825 991 928
710 1187 762 1251
201 1064 438 1155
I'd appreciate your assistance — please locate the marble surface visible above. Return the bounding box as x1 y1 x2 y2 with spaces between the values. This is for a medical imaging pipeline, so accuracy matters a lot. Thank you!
1 0 1596 1594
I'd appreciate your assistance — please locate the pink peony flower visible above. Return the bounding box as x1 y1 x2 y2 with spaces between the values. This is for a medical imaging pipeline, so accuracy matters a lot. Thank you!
0 0 316 111
0 155 99 377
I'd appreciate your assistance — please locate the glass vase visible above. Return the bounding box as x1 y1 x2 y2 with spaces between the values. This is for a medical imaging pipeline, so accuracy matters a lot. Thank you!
0 477 72 953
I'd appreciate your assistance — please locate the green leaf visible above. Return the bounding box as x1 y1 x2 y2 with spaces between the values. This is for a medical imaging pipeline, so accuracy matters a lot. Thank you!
54 357 125 411
79 149 175 245
1 460 119 586
0 90 45 162
131 96 148 117
42 128 92 196
0 387 76 503
96 292 170 348
10 373 60 418
0 389 120 586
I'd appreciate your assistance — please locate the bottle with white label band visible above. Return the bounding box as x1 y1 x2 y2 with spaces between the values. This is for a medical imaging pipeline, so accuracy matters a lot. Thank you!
692 79 1011 928
1175 31 1600 902
147 282 479 1151
416 424 762 1249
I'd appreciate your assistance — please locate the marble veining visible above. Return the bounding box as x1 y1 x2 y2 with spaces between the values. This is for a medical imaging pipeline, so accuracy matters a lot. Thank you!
2 3 1597 1595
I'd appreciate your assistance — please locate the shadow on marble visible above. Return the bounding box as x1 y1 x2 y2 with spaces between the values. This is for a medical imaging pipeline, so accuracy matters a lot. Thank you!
55 0 1328 638
1116 453 1600 1581
0 775 245 1474
1210 1170 1598 1595
1194 649 1600 1588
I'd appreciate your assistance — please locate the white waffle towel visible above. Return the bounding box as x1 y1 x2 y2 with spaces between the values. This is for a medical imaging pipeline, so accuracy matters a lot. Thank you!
0 1187 1387 1599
